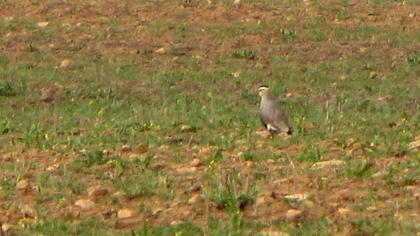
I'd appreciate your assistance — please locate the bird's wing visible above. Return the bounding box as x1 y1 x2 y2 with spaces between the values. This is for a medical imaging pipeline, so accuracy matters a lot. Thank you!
259 106 278 132
266 102 290 132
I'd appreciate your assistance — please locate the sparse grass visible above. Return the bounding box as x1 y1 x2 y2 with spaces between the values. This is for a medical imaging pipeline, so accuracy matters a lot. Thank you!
0 0 419 235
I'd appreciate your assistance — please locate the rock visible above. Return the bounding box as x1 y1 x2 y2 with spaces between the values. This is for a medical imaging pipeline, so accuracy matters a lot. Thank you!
16 179 29 190
338 207 350 215
1 223 15 234
408 137 420 150
74 199 94 210
170 220 182 226
369 71 378 79
190 158 201 167
152 208 163 215
121 144 131 152
285 209 303 221
155 47 166 54
117 208 135 219
180 124 194 132
367 206 377 211
284 193 308 203
88 186 109 198
59 59 73 69
112 191 125 198
20 205 35 218
46 163 59 172
233 0 241 6
188 194 203 204
245 161 254 168
37 21 49 28
311 160 345 170
372 171 387 178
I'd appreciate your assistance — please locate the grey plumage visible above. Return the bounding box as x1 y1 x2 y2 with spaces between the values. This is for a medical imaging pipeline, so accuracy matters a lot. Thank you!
258 85 292 135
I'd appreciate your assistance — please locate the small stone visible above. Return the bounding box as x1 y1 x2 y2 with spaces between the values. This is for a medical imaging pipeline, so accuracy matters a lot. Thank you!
285 209 303 221
46 163 59 172
284 193 308 203
180 124 193 132
1 223 14 234
16 179 29 190
367 206 377 211
74 199 94 210
188 194 203 204
372 171 387 178
338 207 350 215
245 161 254 168
152 208 163 215
112 191 125 198
155 47 166 54
37 21 49 28
59 59 73 69
170 220 182 226
233 0 241 6
369 71 378 79
232 71 240 78
408 137 420 150
79 148 87 155
117 208 135 219
88 186 109 198
311 160 345 170
190 158 201 167
121 144 131 152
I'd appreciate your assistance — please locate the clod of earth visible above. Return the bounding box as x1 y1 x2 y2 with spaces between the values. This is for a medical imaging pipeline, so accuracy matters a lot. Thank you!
59 59 73 69
283 193 309 203
117 208 135 219
74 199 95 210
16 179 29 190
311 160 346 169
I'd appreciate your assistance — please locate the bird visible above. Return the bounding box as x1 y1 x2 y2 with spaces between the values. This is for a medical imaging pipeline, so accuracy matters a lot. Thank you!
258 85 292 136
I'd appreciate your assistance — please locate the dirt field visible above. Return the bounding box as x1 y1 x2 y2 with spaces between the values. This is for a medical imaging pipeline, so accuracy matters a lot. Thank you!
0 0 419 235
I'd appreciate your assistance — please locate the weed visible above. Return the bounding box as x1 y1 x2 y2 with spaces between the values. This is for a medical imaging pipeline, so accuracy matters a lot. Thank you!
114 170 172 199
406 51 420 65
205 169 256 212
232 49 257 60
346 161 373 179
298 144 323 163
0 80 17 96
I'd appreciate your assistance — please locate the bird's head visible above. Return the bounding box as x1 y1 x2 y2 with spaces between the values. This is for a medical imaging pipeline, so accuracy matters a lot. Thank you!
258 85 270 98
